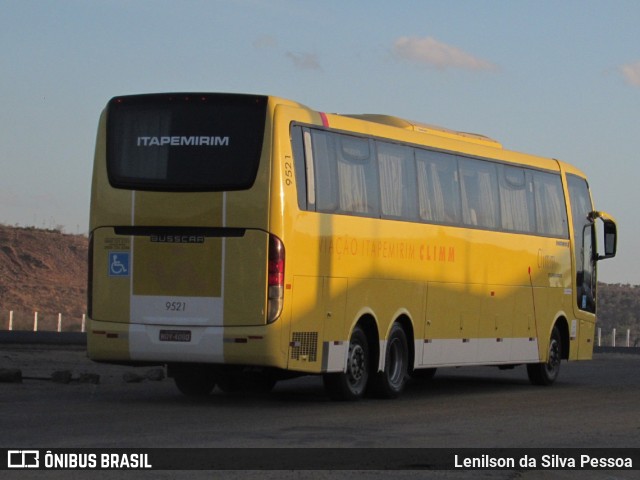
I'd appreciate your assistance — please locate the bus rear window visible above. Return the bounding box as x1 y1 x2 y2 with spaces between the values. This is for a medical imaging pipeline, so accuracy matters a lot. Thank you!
106 93 268 191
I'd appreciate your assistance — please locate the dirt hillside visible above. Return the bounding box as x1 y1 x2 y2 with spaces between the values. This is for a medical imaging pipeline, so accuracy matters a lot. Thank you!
0 225 87 330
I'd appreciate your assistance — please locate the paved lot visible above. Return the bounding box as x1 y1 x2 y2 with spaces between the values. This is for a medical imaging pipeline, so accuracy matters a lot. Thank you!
1 345 639 479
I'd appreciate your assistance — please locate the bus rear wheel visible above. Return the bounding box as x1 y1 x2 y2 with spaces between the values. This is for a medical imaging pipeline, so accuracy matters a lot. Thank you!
370 323 409 398
173 366 217 397
411 368 437 380
217 369 277 394
527 326 562 386
323 326 370 401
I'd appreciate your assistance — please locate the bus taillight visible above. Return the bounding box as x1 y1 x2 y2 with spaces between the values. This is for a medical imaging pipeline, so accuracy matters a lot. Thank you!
267 234 285 323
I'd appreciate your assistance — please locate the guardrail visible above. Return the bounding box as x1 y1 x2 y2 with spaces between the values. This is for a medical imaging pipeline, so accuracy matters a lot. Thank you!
596 327 638 348
4 310 86 333
594 346 640 355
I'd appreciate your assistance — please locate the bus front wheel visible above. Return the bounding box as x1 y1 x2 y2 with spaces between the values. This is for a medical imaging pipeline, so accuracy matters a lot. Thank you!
323 326 370 401
527 326 562 386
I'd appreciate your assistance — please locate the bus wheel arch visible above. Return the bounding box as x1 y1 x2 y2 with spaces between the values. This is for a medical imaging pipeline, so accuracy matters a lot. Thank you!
323 314 379 401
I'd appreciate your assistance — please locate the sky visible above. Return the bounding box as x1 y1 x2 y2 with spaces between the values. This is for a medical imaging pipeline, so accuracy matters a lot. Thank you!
1 0 638 284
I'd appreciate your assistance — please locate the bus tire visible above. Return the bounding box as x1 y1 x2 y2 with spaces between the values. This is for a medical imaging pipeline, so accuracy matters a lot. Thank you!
411 367 437 380
174 367 217 397
527 326 562 386
323 326 370 401
218 371 277 394
370 323 409 398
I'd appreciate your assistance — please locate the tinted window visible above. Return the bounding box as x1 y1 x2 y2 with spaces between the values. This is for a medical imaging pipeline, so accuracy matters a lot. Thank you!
533 171 568 237
336 135 378 216
291 125 569 239
107 93 267 191
290 126 307 209
377 141 417 220
459 158 500 229
415 150 461 224
305 129 379 216
310 130 339 212
499 165 534 232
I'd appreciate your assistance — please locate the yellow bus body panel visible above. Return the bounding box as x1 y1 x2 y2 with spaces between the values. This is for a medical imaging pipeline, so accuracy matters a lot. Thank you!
88 95 606 375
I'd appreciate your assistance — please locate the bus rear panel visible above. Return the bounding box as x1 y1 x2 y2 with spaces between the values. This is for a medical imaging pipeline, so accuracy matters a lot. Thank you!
88 93 286 369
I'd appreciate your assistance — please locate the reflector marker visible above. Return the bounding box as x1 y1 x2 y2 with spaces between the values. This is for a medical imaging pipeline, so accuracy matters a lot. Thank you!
223 337 248 344
319 112 329 127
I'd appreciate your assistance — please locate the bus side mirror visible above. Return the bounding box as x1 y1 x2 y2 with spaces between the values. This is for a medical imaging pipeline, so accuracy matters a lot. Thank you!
589 211 617 261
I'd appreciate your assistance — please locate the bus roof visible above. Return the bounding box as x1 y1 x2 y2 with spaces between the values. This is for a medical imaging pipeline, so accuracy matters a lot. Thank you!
269 95 586 179
341 114 503 149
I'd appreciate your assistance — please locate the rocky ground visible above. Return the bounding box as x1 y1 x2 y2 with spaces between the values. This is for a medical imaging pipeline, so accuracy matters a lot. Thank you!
0 344 165 386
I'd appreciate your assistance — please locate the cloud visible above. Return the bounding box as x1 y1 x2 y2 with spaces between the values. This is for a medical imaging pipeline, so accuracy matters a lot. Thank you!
285 51 322 71
620 61 640 87
252 35 278 49
392 36 497 72
253 35 322 71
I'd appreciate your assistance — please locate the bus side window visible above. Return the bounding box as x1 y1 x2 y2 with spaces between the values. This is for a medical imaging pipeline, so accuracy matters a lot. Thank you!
459 158 500 229
310 130 340 213
336 134 379 217
290 126 308 210
415 150 461 225
499 165 535 233
533 172 568 237
377 141 417 221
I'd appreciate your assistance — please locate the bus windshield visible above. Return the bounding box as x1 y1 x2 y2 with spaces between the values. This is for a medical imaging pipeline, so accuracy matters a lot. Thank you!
106 93 267 191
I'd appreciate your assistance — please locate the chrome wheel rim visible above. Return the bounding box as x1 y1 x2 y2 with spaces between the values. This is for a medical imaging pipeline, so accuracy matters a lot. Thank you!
545 338 561 378
347 343 367 391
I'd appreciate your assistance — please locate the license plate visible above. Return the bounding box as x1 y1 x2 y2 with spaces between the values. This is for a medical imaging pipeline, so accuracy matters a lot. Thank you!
159 330 192 342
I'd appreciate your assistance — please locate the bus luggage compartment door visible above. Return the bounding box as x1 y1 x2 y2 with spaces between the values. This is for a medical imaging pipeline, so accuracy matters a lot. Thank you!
90 227 269 327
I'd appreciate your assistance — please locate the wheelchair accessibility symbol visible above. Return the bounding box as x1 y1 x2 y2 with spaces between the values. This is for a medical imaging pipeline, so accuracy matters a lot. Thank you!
108 252 130 277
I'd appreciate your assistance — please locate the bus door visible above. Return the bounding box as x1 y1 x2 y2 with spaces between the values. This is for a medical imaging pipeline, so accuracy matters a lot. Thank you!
567 174 617 358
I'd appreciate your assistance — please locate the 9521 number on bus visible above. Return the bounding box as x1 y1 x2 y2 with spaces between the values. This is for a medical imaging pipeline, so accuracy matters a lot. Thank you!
166 301 187 312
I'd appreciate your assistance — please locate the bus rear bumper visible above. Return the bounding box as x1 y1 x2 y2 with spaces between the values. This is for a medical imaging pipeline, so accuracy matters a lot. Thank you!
87 319 286 368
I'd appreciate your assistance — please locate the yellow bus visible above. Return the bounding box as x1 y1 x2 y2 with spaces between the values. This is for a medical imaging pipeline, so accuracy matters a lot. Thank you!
88 93 617 400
